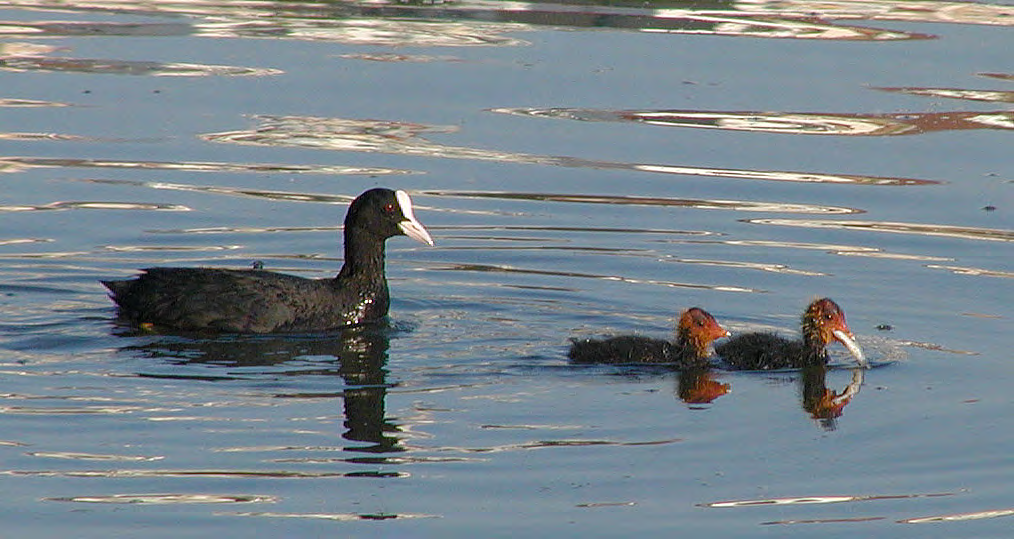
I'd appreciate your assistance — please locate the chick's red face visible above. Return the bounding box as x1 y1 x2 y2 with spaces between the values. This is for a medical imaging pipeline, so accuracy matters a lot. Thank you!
682 308 730 344
811 299 852 341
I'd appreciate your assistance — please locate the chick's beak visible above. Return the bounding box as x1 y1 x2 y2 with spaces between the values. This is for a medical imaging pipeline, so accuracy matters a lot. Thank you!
832 328 867 368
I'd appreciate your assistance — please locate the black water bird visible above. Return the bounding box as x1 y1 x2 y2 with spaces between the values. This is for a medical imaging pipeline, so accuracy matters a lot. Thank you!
568 307 730 368
715 298 866 370
102 188 433 333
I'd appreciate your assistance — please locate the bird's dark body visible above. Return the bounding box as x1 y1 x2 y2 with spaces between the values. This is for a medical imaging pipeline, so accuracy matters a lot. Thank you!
102 268 389 333
567 307 727 369
568 335 684 366
714 333 825 370
713 298 861 370
101 188 432 334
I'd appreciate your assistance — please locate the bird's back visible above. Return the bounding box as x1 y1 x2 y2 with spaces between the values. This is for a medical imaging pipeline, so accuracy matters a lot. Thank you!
103 267 387 333
715 332 808 370
568 335 679 365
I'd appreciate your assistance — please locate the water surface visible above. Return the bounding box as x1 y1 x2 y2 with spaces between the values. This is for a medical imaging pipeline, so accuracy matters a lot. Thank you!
0 1 1011 537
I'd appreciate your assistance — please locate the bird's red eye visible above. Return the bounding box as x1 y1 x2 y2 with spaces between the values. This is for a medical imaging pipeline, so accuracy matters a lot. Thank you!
383 203 396 213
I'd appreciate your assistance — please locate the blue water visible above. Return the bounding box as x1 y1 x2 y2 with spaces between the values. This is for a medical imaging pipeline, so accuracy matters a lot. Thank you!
0 1 1012 537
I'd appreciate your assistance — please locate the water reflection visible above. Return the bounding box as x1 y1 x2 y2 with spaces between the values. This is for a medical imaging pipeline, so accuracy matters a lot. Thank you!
203 114 934 186
0 97 69 107
339 53 462 63
747 0 1014 26
800 366 864 431
718 239 953 262
696 490 1014 526
702 491 955 508
0 201 189 212
120 327 402 453
424 190 860 214
676 368 730 405
495 107 1013 137
0 156 409 176
980 72 1013 81
432 261 760 293
0 1 528 47
85 178 365 205
875 86 1014 104
3 0 964 44
46 493 274 504
225 511 440 521
926 264 1014 279
746 218 1014 243
899 507 1014 524
0 54 280 77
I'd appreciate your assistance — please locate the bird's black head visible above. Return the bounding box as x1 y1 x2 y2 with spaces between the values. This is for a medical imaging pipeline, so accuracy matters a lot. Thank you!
345 188 434 246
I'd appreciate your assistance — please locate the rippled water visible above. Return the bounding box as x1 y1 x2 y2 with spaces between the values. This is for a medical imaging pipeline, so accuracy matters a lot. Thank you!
0 1 1012 537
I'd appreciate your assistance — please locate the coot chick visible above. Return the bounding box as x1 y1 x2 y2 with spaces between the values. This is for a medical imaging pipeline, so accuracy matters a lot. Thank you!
568 307 730 368
715 298 866 370
102 188 433 333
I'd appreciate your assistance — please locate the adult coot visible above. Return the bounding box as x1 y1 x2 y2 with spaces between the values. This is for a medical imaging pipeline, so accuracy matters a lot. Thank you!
568 307 730 368
715 298 866 370
102 188 433 333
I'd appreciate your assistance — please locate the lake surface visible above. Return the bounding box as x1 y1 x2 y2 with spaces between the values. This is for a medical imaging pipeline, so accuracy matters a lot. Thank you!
0 0 1012 536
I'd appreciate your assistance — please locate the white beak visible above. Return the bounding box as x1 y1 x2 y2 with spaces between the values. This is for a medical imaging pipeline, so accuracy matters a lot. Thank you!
395 190 434 246
832 329 867 367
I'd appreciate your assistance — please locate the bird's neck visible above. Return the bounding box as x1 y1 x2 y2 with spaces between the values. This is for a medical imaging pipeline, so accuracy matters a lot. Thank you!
801 323 831 362
337 228 386 280
677 329 710 362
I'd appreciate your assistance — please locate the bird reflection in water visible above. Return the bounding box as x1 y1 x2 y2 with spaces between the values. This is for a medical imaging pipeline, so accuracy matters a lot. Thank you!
115 326 402 454
676 368 730 406
800 366 865 431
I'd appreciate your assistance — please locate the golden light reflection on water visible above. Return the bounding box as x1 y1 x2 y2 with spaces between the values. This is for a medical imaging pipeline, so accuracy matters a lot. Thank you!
631 164 931 186
339 53 462 63
926 264 1014 279
423 190 860 215
662 258 827 276
0 201 190 212
0 55 281 77
84 178 359 205
702 490 1014 526
875 86 1014 104
0 97 69 107
102 244 244 253
899 507 1014 523
2 468 405 478
0 3 529 47
745 0 1014 26
0 0 962 43
495 107 1013 137
701 491 955 508
980 72 1014 81
0 132 91 141
0 156 411 176
719 239 952 262
46 493 275 504
27 451 163 462
0 238 51 246
204 114 933 186
746 218 1014 242
224 511 439 521
431 262 760 293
